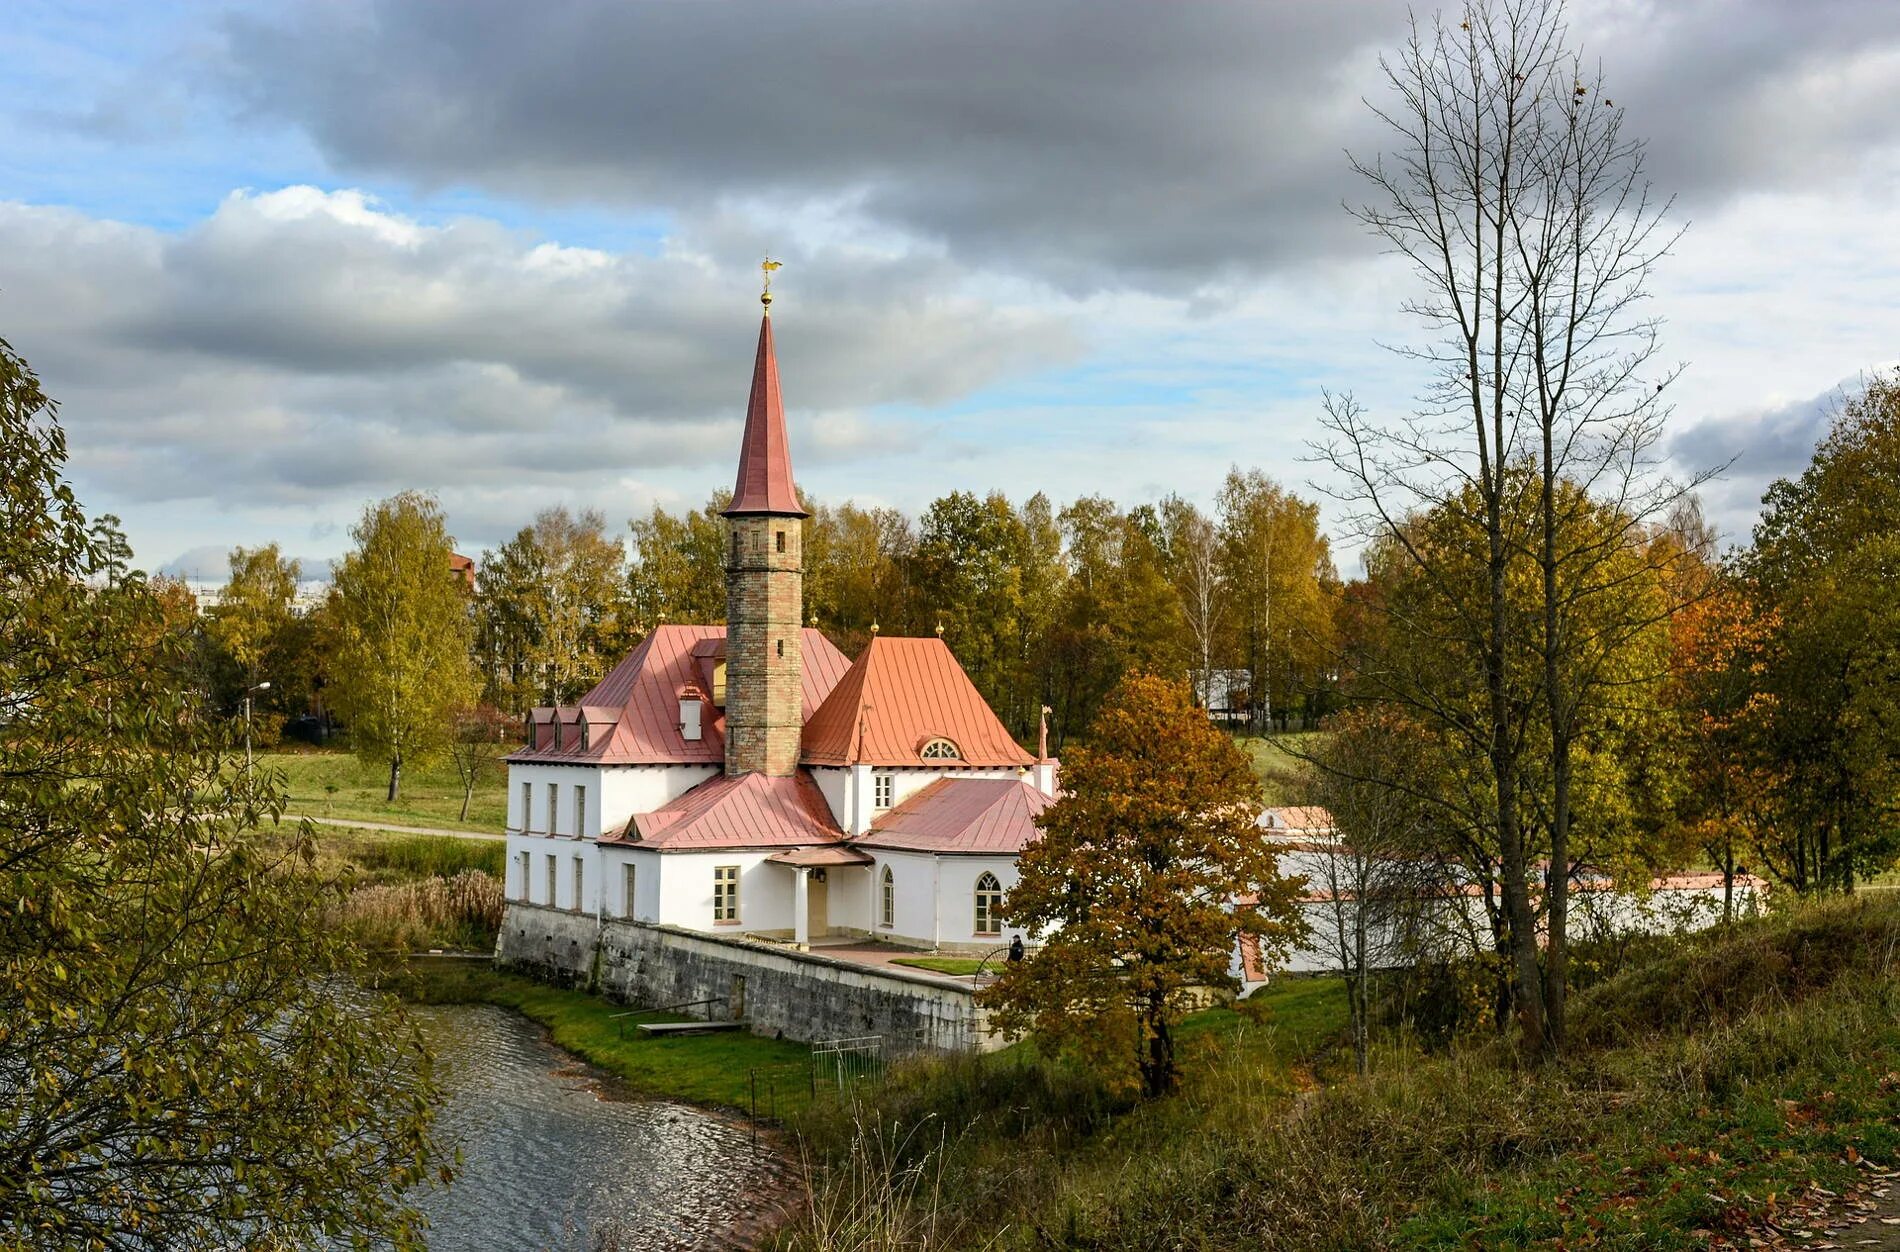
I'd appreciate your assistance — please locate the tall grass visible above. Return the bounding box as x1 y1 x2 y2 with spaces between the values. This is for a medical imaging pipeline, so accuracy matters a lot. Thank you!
781 897 1900 1251
338 869 504 953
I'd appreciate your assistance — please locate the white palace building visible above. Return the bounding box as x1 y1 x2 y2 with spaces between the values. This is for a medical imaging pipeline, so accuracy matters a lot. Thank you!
501 291 1056 957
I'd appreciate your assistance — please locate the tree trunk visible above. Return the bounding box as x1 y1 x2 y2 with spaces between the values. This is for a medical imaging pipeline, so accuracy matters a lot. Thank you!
387 755 402 802
1143 996 1175 1097
460 782 474 822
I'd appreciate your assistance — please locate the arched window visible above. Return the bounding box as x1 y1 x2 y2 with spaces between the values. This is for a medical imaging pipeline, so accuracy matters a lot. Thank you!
880 866 895 929
974 872 1003 937
920 737 961 760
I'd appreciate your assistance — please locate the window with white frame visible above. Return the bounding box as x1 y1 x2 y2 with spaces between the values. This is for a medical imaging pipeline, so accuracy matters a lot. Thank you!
974 872 1003 936
880 866 895 929
873 772 894 810
713 865 740 922
574 785 588 839
623 863 637 919
547 783 559 835
920 737 961 760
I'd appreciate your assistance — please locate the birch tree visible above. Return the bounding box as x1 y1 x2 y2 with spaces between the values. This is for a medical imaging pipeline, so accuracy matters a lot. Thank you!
329 493 479 801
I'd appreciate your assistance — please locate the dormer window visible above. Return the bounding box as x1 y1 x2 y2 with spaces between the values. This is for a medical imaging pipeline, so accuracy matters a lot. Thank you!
711 661 728 707
680 695 703 742
920 737 962 761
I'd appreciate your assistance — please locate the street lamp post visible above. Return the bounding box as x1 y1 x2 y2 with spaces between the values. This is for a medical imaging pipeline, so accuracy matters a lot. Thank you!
243 681 271 769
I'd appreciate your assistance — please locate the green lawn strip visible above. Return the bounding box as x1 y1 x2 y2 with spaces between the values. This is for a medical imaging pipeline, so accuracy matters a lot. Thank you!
392 963 816 1116
259 749 509 834
1231 731 1324 805
1177 975 1351 1067
891 956 986 976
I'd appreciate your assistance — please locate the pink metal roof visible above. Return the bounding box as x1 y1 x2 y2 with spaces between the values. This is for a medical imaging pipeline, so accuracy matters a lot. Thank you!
723 313 807 517
623 769 843 849
801 636 1034 767
853 777 1050 855
507 624 851 766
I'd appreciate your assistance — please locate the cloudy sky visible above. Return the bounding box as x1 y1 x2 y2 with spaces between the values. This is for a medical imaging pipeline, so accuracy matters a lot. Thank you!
4 0 1896 581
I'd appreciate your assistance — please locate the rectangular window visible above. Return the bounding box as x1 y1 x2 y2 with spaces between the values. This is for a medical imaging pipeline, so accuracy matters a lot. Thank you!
873 773 894 810
545 854 557 907
574 785 588 839
713 865 739 923
623 863 637 919
547 783 559 835
775 529 786 553
516 852 529 901
572 857 584 912
520 781 531 832
881 869 894 929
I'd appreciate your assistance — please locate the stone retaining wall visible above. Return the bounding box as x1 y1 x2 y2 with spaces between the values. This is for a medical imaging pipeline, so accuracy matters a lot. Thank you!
496 904 991 1052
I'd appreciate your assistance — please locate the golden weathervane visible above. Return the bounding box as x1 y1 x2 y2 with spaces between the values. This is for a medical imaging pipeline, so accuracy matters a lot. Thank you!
761 257 782 309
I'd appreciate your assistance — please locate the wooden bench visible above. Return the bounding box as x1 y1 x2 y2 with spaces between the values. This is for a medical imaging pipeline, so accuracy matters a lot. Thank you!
635 1020 748 1036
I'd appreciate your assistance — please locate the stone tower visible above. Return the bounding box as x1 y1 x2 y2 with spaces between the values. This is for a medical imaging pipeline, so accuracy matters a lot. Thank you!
722 289 807 776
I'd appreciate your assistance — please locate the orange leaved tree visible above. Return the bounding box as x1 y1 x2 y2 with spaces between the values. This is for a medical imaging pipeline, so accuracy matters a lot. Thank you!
980 673 1306 1097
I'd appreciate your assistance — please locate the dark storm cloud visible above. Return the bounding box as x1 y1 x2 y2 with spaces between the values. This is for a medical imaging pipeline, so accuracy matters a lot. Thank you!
217 0 1900 296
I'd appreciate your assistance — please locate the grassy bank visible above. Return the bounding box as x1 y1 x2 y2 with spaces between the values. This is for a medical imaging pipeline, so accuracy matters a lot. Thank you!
781 898 1900 1250
387 962 817 1116
1234 731 1321 806
259 748 509 833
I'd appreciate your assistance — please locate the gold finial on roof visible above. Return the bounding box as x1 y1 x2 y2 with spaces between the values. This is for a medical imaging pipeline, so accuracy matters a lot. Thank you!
761 257 781 310
869 621 880 636
934 620 945 637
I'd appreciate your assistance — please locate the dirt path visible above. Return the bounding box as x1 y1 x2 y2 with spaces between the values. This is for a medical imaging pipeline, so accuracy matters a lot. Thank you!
293 813 506 841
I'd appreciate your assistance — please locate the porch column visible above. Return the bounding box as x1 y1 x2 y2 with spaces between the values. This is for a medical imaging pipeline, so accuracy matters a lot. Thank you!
794 866 810 951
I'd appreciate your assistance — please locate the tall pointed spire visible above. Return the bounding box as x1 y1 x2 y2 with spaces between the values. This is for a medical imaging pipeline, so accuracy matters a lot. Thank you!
723 265 807 518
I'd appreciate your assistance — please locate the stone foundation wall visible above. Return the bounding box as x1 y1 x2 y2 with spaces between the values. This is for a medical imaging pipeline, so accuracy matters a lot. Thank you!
497 904 991 1052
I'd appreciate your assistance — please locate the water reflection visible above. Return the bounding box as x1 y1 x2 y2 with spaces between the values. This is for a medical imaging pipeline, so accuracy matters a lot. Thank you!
409 1003 787 1251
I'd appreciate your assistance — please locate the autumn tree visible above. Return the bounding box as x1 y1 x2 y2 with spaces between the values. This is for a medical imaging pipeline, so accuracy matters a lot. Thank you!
1216 468 1337 732
475 507 629 712
1739 370 1900 891
329 492 480 801
1317 0 1695 1053
0 338 443 1247
981 674 1306 1097
1160 495 1227 710
804 500 915 654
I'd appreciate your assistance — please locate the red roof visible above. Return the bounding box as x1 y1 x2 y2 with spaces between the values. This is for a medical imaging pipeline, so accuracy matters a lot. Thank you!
622 769 842 849
508 624 851 765
723 313 806 517
801 636 1033 767
853 777 1049 855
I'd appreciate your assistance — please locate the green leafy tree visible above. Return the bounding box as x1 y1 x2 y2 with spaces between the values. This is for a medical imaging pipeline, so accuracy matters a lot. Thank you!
0 338 443 1248
626 493 729 630
982 674 1306 1097
329 492 480 801
1740 370 1900 890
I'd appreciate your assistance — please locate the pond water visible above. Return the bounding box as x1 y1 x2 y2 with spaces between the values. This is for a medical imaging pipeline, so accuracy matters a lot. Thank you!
408 1003 791 1251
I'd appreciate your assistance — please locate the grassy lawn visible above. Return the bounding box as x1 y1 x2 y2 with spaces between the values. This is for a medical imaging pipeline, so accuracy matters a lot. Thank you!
260 748 510 834
1232 730 1322 806
389 962 819 1116
891 956 987 976
1177 974 1350 1068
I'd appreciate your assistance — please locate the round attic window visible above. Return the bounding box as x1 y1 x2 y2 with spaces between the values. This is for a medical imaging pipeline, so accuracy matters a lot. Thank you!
920 737 962 760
